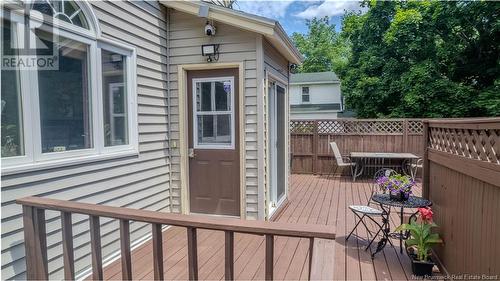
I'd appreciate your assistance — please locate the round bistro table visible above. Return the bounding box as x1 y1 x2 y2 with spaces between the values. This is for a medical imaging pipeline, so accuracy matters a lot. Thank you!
370 194 432 258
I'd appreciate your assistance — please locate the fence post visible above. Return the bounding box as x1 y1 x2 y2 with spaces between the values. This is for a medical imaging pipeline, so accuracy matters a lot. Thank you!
422 120 430 199
402 119 409 152
312 120 319 174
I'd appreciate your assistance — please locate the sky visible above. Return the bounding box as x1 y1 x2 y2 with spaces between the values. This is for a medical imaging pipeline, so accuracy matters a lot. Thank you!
235 0 366 35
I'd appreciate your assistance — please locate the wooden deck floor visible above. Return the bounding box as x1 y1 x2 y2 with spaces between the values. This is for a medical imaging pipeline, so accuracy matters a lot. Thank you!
101 175 424 280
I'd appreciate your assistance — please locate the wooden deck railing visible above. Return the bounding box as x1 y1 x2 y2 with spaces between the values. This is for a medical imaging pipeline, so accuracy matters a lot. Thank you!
17 197 335 281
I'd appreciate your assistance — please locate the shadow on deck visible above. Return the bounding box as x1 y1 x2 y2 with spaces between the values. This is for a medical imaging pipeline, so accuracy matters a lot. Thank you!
101 175 423 280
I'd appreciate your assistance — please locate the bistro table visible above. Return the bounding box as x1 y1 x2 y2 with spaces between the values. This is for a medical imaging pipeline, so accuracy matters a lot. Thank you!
370 194 432 258
350 152 420 181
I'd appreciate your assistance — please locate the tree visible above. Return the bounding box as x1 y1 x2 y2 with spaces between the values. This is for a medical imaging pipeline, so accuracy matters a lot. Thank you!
291 17 351 74
340 0 500 118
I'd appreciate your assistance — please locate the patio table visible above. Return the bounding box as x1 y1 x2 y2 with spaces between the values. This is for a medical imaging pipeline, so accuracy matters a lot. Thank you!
350 152 419 181
370 194 432 258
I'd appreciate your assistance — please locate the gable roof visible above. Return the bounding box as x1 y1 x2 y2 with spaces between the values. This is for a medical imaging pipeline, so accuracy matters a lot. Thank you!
160 1 303 64
290 72 340 84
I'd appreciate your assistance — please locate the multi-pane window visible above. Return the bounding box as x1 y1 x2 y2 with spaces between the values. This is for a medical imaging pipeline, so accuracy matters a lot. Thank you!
302 86 310 102
194 78 234 148
1 2 137 171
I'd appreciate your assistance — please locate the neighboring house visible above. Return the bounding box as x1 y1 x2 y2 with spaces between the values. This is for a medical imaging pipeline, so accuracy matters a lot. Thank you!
290 71 344 120
0 1 302 279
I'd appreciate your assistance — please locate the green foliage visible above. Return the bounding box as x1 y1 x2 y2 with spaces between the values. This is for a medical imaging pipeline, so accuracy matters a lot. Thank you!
339 0 500 118
291 17 351 74
395 218 442 261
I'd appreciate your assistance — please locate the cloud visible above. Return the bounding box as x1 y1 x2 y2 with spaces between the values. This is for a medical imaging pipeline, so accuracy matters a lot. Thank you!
236 0 295 19
295 0 366 19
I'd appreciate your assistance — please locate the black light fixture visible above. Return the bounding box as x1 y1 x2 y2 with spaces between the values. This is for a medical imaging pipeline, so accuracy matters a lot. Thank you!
201 44 219 62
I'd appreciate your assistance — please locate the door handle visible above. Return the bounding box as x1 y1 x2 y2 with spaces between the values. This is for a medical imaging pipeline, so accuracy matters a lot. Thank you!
188 148 196 158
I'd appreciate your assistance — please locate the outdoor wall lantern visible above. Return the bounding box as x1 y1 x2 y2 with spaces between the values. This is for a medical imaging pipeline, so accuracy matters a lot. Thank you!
202 44 220 62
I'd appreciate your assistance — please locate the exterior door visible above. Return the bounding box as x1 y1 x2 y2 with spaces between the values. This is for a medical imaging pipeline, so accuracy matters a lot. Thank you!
268 81 287 212
187 69 240 216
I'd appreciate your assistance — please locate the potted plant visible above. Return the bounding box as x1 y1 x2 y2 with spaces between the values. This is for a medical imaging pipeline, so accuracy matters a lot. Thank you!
395 207 442 277
376 173 415 201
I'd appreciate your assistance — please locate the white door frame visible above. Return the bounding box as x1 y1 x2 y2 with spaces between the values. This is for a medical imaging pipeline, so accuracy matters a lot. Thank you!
266 73 289 218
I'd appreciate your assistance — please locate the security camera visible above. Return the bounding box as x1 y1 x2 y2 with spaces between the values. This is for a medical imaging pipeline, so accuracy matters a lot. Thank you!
205 21 216 36
289 63 298 73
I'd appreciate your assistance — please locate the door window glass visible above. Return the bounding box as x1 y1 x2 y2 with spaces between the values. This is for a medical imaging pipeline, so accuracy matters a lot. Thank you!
194 78 233 148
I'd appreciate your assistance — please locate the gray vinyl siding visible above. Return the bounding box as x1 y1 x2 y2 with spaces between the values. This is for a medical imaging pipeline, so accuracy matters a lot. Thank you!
1 1 170 280
167 9 260 219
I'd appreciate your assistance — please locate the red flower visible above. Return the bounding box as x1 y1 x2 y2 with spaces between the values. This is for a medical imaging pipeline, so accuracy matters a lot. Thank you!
418 207 433 222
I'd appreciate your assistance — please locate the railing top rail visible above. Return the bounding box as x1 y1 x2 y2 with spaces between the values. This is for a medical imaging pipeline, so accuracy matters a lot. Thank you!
17 197 335 240
425 117 500 124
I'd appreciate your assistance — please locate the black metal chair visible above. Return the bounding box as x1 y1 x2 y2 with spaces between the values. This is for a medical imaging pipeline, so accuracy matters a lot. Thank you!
345 168 397 250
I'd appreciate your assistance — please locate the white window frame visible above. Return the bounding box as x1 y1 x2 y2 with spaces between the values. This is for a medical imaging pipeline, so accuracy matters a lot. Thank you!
1 7 138 175
301 86 310 103
192 77 235 150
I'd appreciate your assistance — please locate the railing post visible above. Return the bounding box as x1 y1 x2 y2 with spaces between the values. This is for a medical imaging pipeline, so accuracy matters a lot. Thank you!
89 215 103 280
61 212 75 280
403 119 409 152
422 120 430 199
22 206 48 280
265 234 274 281
312 120 319 174
308 238 314 280
187 227 198 280
120 219 132 280
152 223 164 280
224 231 234 281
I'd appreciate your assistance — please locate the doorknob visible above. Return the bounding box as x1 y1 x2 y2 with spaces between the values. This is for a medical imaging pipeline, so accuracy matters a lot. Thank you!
188 148 196 158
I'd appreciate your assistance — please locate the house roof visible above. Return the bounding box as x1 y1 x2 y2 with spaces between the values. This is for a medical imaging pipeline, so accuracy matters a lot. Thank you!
290 72 340 85
291 103 342 112
159 1 303 64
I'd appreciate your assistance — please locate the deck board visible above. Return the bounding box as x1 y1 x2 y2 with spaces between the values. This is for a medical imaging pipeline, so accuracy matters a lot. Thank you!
99 175 422 280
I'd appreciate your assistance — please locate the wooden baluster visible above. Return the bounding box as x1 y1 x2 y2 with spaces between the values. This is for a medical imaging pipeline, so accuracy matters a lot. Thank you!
224 231 234 281
187 227 198 280
308 238 314 280
152 223 164 280
61 212 75 280
120 219 132 280
89 215 103 280
265 234 274 281
22 206 48 280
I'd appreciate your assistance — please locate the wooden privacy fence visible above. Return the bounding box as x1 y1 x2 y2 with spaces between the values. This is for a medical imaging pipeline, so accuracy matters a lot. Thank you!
17 197 335 281
422 118 500 276
290 119 424 174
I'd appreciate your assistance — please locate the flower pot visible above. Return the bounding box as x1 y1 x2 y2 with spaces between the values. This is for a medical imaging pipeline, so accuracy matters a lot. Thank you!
405 244 435 277
410 258 435 277
390 191 409 201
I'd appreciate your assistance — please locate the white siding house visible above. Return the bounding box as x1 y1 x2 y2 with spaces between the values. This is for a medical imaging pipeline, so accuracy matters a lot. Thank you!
0 1 301 279
290 71 344 120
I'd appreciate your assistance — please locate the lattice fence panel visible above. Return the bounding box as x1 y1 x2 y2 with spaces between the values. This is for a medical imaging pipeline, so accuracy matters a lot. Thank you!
315 120 404 135
408 120 424 135
429 127 500 164
290 120 315 134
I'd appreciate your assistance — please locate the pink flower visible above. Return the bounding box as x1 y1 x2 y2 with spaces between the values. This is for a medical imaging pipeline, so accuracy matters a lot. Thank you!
418 207 433 222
